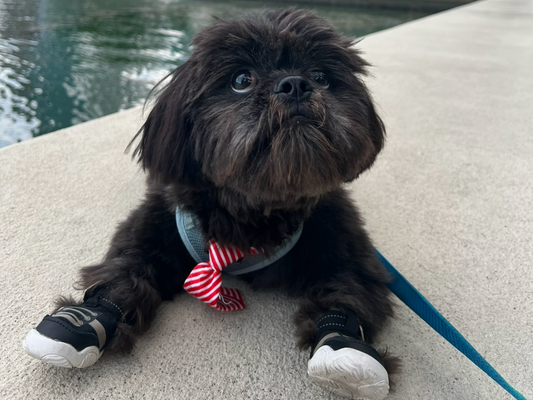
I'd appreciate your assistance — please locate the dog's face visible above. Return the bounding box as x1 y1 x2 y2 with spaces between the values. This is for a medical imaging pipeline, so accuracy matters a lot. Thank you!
134 9 385 208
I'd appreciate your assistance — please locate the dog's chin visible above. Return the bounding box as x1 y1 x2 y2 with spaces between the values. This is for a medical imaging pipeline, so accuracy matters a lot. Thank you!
201 111 368 209
211 129 356 208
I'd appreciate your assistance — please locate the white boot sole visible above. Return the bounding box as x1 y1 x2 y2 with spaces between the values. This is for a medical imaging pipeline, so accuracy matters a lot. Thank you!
308 345 389 400
22 329 102 368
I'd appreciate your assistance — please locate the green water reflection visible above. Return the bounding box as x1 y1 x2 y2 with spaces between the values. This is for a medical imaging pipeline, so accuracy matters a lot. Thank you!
0 0 432 148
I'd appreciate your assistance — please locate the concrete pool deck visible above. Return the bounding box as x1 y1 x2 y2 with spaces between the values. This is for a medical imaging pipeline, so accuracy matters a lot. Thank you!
1 0 532 399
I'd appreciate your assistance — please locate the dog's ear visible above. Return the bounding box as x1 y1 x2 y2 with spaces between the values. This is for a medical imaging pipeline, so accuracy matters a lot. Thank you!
362 86 386 167
318 32 386 171
346 45 387 171
129 60 200 185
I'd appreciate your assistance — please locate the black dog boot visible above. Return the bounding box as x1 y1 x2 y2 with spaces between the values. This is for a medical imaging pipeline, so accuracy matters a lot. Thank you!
23 290 122 368
308 309 389 400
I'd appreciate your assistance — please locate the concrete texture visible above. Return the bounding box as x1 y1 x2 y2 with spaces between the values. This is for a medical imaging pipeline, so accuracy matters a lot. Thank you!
1 0 531 399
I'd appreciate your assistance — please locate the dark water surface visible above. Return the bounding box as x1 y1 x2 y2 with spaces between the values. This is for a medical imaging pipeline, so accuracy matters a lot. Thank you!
0 0 431 148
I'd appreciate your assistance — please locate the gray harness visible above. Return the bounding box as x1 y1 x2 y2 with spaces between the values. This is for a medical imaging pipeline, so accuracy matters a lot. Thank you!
175 206 303 275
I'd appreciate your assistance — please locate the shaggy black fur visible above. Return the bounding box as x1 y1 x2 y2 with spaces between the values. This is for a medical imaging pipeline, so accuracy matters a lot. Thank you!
56 9 399 374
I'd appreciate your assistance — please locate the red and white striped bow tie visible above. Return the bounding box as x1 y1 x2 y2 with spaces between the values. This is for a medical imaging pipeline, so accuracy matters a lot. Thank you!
183 239 257 311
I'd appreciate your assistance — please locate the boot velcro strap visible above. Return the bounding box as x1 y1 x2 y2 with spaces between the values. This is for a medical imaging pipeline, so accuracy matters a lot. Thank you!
316 309 364 340
311 309 365 356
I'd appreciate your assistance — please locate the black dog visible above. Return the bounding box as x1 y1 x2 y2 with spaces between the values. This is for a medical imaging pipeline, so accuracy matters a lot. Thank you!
24 9 399 399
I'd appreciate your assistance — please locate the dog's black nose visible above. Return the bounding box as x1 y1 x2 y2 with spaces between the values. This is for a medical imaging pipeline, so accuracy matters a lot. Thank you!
274 76 312 101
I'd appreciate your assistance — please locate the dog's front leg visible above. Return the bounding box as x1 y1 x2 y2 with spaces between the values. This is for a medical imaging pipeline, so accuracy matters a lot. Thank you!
23 188 195 368
293 267 399 400
279 191 399 399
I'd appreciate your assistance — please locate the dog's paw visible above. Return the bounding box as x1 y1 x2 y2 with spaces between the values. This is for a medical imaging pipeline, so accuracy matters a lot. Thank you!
308 345 389 400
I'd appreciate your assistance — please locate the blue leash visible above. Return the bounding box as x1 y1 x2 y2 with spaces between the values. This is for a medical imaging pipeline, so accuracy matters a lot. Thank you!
375 250 527 400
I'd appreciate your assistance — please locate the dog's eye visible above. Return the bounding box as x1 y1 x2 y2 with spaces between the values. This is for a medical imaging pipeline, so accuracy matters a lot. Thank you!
231 70 258 93
311 72 329 88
